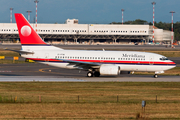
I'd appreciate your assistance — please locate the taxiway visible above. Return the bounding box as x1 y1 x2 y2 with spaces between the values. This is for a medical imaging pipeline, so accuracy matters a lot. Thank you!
0 63 180 82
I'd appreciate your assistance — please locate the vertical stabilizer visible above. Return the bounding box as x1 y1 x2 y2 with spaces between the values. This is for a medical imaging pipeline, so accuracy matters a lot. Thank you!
15 13 46 45
14 13 63 51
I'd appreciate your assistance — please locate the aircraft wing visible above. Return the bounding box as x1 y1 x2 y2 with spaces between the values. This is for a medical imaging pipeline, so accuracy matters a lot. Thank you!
58 59 101 70
5 48 34 54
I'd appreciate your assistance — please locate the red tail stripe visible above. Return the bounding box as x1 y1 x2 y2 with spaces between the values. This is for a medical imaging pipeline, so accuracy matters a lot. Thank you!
14 13 46 45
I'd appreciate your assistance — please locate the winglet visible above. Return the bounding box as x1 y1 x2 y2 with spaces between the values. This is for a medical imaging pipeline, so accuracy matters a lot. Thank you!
14 13 46 45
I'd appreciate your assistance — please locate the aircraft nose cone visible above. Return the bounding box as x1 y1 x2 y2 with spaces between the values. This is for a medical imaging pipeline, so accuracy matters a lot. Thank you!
171 61 176 65
173 62 176 65
171 61 176 68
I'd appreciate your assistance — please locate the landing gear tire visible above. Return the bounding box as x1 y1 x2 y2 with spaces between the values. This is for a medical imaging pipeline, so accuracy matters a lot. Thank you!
154 74 158 78
87 71 93 77
94 72 100 77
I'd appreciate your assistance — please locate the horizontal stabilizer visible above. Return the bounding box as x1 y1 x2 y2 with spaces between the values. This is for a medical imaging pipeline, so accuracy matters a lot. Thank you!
5 48 34 54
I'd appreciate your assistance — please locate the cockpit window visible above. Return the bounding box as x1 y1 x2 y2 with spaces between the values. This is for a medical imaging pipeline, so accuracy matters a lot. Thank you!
160 57 168 61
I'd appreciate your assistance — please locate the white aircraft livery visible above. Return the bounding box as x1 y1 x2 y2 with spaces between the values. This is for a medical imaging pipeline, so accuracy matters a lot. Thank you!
12 13 176 78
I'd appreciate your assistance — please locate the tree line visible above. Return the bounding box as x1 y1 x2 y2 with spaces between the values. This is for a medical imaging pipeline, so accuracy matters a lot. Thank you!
111 19 180 41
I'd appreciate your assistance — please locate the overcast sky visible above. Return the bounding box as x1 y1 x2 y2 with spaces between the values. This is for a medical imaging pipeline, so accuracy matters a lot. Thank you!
0 0 179 24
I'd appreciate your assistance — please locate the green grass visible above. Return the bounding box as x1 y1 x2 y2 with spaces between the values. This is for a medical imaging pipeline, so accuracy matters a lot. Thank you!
147 51 180 57
135 67 180 76
0 82 180 119
2 82 180 104
0 50 20 57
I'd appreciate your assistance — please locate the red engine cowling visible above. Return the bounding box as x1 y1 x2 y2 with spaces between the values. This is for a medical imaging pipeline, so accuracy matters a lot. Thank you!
99 65 120 75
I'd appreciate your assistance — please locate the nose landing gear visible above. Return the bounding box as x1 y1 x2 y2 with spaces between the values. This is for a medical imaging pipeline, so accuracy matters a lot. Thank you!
154 71 164 78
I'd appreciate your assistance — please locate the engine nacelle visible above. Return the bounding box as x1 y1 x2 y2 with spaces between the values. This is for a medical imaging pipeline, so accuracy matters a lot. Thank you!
99 65 120 75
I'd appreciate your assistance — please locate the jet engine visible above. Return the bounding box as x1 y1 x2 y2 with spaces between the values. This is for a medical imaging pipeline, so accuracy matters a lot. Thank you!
99 65 120 75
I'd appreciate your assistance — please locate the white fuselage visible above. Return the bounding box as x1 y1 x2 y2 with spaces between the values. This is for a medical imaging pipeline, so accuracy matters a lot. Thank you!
21 46 176 73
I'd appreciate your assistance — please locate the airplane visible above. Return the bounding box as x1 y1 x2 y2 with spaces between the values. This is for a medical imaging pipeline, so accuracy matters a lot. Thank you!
10 13 176 78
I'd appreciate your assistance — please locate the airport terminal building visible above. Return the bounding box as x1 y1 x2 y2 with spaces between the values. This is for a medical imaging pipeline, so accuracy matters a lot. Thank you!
0 19 173 44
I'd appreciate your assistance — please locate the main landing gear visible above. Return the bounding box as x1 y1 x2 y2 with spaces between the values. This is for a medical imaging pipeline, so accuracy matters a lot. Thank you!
154 74 158 78
87 71 100 77
87 71 93 77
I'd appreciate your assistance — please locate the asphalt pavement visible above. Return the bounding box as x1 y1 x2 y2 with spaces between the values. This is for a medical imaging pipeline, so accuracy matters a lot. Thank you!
0 63 180 82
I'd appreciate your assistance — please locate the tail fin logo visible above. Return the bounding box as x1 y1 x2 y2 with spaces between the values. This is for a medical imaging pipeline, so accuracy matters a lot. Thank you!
21 25 32 37
15 13 47 45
